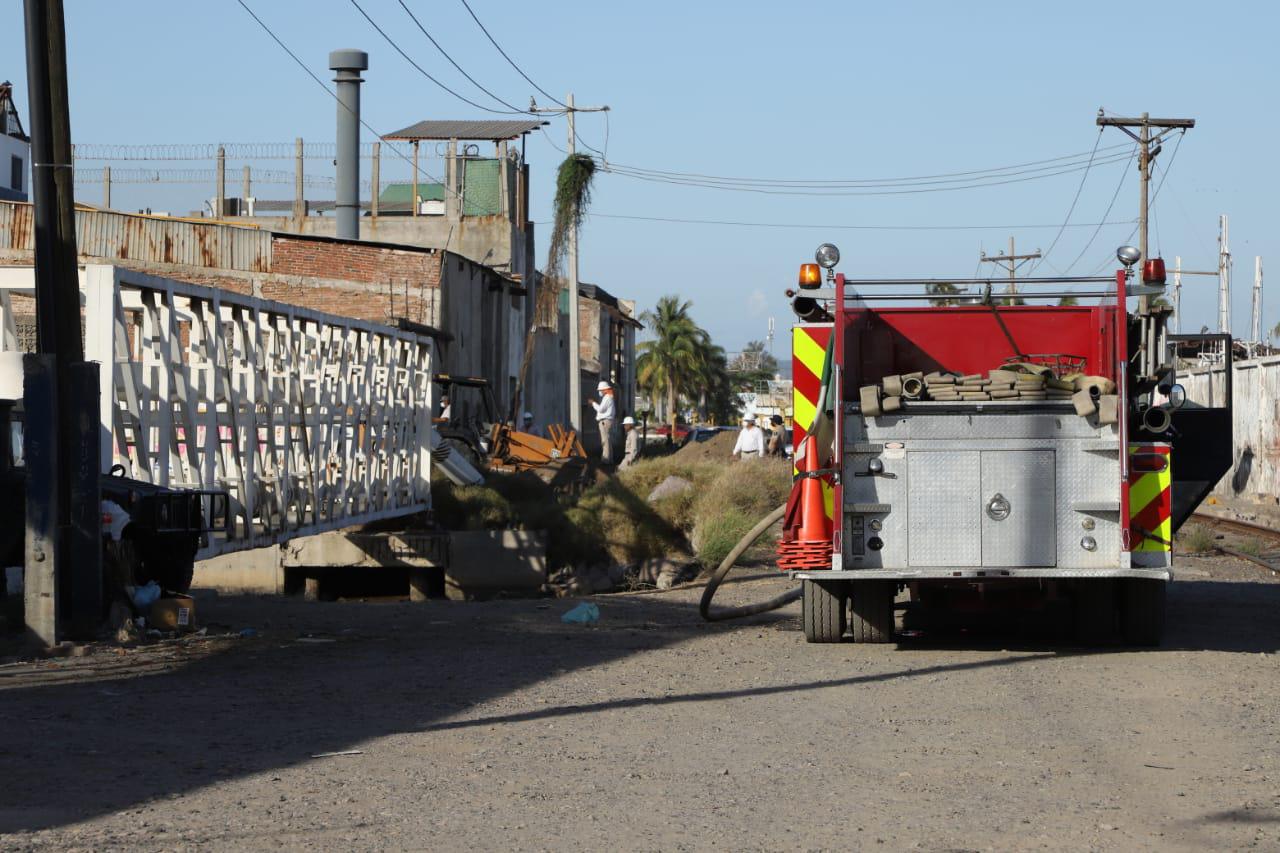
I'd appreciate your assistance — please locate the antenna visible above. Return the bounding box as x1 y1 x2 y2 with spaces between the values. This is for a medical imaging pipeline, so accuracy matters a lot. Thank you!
766 317 775 353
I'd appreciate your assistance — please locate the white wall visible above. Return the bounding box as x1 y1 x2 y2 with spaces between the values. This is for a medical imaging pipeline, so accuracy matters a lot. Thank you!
1182 354 1280 499
0 134 29 197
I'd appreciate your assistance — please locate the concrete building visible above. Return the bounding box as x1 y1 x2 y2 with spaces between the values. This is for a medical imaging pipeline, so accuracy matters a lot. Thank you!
0 82 29 203
0 201 527 423
570 282 640 445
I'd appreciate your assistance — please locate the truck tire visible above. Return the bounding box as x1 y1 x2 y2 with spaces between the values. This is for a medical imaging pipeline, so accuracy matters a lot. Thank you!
1120 578 1166 645
802 579 846 643
159 555 195 595
1073 579 1118 645
850 580 895 643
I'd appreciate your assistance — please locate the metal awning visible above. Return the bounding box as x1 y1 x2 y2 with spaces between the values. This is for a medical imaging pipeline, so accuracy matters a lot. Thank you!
382 119 548 142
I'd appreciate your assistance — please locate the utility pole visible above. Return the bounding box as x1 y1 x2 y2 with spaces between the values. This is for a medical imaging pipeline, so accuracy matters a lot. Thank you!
371 140 380 219
1251 256 1263 356
23 0 101 644
532 93 609 431
1218 214 1231 340
101 164 110 209
1173 256 1181 334
980 237 1040 301
1096 112 1195 311
241 165 250 216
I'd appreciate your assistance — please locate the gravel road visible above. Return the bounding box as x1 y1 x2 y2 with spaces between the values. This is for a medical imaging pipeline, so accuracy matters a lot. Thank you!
1 551 1278 851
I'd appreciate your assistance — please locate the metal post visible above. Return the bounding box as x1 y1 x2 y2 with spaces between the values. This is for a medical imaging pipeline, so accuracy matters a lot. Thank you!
102 165 110 208
411 140 419 218
371 140 380 219
1173 256 1182 334
242 164 250 215
329 49 367 241
293 136 304 224
215 145 225 218
567 92 581 432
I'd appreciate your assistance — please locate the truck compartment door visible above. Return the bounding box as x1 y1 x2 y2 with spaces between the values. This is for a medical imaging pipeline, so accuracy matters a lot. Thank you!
907 450 981 567
980 450 1057 567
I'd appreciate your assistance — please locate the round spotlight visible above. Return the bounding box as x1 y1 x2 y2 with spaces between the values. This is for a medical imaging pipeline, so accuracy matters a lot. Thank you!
1116 245 1142 268
1080 536 1097 552
815 243 841 270
868 458 884 474
868 518 883 532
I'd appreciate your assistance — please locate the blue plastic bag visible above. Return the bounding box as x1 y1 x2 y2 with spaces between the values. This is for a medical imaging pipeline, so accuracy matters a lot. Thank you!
131 581 162 609
561 602 600 624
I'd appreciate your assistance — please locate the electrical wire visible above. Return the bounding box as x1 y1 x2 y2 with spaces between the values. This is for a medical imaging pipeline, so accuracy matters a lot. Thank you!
1062 144 1138 274
458 0 567 108
349 0 527 115
585 212 1136 232
235 0 461 200
591 142 1133 188
394 0 528 114
1031 128 1103 273
598 151 1135 197
1083 130 1186 276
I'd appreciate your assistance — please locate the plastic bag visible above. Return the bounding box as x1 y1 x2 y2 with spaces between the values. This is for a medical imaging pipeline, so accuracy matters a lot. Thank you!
131 581 162 609
561 602 600 624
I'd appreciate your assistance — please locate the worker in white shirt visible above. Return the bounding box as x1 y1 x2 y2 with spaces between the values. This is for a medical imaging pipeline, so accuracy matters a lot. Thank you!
438 394 452 422
589 380 617 464
619 416 641 468
732 414 766 459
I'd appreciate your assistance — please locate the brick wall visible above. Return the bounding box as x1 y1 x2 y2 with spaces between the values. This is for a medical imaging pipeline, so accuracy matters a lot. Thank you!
271 234 441 287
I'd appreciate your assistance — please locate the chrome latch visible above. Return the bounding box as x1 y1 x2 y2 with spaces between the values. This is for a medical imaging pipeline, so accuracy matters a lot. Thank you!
986 493 1011 521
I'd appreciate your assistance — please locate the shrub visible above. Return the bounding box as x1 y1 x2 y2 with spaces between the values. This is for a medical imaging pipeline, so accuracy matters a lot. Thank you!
1178 525 1216 554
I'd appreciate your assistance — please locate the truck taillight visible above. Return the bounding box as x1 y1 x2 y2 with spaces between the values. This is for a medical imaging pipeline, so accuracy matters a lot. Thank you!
1131 453 1169 473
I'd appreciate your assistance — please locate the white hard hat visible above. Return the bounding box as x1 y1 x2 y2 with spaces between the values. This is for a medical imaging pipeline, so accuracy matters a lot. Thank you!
597 380 611 391
622 416 635 425
743 414 756 423
522 411 533 420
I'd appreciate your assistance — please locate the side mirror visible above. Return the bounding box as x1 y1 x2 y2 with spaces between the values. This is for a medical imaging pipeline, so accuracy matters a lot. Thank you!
1168 383 1187 409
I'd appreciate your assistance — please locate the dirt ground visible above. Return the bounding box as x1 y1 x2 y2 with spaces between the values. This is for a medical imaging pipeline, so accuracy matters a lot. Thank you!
1 549 1278 851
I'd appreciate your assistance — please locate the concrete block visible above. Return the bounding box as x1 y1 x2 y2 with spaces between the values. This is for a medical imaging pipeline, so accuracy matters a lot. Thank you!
446 529 546 600
192 547 284 595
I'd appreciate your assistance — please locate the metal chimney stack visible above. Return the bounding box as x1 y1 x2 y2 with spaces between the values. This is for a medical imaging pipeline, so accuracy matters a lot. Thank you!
329 49 368 241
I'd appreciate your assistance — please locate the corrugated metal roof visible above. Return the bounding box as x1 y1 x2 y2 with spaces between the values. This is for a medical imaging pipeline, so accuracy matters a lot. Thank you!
0 200 271 272
382 119 547 141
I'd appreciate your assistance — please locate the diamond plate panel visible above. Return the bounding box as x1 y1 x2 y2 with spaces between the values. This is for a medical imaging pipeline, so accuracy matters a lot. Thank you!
981 450 1056 566
907 451 981 566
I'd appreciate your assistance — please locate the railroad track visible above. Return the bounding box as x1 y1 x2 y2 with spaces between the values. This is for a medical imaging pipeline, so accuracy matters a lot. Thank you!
1188 511 1280 574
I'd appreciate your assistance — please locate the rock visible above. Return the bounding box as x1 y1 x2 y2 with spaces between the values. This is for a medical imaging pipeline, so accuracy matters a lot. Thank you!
647 475 693 503
637 555 696 589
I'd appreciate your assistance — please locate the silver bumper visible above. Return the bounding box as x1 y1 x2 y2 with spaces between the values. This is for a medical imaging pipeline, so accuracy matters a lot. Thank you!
792 567 1173 581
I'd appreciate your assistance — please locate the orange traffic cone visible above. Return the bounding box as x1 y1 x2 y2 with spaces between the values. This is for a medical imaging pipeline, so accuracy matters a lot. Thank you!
795 436 830 543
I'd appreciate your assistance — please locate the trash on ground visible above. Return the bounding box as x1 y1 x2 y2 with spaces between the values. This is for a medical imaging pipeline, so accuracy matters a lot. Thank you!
131 581 162 609
311 750 364 758
561 602 600 624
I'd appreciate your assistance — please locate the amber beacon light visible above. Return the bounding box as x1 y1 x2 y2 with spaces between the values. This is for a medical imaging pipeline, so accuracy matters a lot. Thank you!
798 263 822 288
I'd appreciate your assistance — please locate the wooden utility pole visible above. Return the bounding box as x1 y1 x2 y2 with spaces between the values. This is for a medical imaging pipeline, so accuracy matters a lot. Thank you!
980 237 1041 302
23 0 101 644
1096 112 1195 311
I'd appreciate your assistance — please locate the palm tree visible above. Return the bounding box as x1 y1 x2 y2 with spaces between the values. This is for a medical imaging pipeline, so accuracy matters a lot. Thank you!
637 296 708 435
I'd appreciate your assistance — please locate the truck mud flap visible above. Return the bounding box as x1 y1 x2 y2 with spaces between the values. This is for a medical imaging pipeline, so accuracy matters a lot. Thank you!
1168 407 1231 532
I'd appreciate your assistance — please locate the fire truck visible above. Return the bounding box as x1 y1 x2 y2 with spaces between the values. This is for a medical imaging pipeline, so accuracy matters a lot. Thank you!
778 243 1233 645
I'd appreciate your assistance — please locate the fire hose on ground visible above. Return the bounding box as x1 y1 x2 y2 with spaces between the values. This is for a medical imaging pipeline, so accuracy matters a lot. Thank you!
699 504 800 621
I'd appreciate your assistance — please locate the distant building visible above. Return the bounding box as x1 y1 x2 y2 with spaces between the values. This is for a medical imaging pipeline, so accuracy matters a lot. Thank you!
0 82 29 203
568 282 640 434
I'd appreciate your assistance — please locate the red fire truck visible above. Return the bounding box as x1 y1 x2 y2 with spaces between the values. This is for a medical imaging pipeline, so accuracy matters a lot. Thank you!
778 243 1232 645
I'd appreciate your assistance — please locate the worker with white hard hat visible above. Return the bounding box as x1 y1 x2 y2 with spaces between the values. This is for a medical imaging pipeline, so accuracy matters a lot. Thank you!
619 415 641 468
732 414 766 459
521 410 542 438
589 379 617 464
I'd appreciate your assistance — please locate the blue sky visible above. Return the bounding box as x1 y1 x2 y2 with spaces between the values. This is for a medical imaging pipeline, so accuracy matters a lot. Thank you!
2 0 1276 354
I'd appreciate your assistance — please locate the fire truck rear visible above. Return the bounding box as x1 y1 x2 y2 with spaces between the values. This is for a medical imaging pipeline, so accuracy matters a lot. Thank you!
779 243 1233 645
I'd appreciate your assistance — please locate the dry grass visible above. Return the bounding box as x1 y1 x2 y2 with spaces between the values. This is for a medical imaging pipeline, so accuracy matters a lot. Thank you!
431 455 795 571
1178 525 1217 554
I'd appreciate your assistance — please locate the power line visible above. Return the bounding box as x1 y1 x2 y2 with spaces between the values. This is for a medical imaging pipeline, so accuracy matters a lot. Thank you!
457 0 568 108
590 141 1133 187
1031 128 1104 273
1062 144 1138 274
585 212 1136 232
234 0 461 200
597 151 1136 197
1085 131 1186 275
393 0 527 114
348 0 526 115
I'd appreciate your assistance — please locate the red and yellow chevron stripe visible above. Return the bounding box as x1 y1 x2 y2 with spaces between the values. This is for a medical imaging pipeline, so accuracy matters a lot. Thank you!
1128 443 1172 552
792 325 835 522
